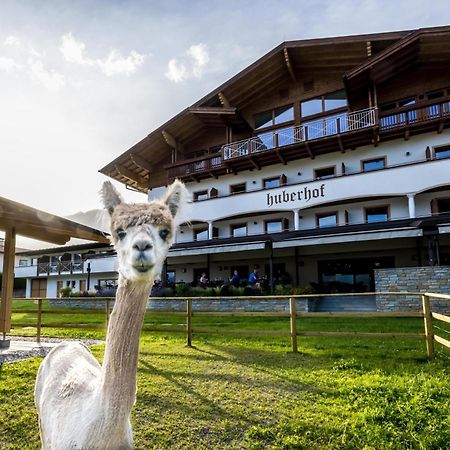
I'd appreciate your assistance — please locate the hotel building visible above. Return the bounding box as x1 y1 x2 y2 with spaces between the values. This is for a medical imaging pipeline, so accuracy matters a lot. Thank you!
18 26 450 297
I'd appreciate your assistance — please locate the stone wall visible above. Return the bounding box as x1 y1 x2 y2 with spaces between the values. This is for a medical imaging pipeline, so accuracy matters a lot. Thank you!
375 266 450 313
49 297 311 312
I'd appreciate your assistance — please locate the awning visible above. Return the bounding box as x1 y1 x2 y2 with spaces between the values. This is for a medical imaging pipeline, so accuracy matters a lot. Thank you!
1 195 109 337
169 241 266 257
273 228 422 249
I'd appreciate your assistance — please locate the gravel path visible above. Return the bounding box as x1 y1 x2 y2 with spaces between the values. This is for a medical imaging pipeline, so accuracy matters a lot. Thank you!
0 336 104 364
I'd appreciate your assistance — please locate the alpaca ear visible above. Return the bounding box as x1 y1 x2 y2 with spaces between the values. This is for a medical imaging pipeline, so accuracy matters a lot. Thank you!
163 180 188 218
100 181 123 215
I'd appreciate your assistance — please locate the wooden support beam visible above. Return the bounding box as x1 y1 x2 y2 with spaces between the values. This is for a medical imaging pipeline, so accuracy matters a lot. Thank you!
162 130 177 149
115 164 148 189
283 48 297 83
275 149 287 165
131 154 152 173
305 142 314 159
188 106 237 115
218 92 231 108
438 120 445 134
337 135 345 153
0 228 16 334
248 155 260 170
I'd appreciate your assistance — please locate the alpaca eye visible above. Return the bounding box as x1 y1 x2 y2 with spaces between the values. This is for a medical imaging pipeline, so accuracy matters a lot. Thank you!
116 228 127 240
159 229 169 241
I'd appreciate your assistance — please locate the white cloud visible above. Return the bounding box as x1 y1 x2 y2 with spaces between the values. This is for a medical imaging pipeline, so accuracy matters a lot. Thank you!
0 56 21 72
60 32 92 65
60 33 145 76
29 59 65 92
165 43 209 83
187 43 209 78
4 35 20 47
165 58 188 83
97 49 145 76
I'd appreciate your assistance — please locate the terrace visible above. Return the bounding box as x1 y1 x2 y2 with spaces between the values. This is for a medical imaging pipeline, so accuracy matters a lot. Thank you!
167 98 450 182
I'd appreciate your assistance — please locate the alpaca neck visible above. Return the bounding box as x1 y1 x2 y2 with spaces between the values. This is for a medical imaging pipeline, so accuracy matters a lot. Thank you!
100 276 151 419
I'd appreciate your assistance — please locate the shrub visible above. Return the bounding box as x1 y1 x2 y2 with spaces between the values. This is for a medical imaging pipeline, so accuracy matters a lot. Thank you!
59 287 72 298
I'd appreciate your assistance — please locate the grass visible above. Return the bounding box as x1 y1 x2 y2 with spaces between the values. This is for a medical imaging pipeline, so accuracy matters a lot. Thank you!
2 304 450 449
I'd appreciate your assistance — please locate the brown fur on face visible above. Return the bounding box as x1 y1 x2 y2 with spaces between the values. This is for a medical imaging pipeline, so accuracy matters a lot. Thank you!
109 202 173 244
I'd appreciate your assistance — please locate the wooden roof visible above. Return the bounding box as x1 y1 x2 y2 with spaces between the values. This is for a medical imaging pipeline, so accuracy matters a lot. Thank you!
344 26 450 100
0 196 110 245
100 27 450 191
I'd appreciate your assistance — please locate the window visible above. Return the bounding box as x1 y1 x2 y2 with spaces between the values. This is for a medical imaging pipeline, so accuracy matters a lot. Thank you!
434 144 450 159
254 104 294 130
437 198 450 214
98 279 119 289
301 90 347 118
265 218 289 233
365 206 389 223
362 157 386 172
230 183 246 194
264 177 280 189
316 212 338 228
231 223 247 237
166 270 175 284
265 220 282 233
324 90 347 111
193 190 208 202
194 228 208 241
314 166 335 180
18 259 29 267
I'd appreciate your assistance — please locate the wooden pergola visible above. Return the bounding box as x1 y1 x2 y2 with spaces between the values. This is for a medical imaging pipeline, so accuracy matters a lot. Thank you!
0 195 109 341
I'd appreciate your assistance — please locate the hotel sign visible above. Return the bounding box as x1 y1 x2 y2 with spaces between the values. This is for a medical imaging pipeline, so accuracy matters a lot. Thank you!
266 183 326 207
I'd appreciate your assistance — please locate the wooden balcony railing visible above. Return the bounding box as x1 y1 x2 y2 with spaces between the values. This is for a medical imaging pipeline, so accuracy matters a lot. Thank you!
222 107 377 160
167 153 223 180
379 99 450 130
166 99 450 181
37 261 83 276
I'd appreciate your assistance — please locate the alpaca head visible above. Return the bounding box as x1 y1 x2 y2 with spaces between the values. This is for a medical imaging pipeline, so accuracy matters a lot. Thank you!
101 180 187 282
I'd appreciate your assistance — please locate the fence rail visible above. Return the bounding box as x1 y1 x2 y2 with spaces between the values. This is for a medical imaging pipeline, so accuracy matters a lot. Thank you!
9 292 450 358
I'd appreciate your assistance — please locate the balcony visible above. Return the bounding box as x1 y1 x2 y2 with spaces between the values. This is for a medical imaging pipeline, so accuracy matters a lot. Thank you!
166 99 450 183
36 261 84 276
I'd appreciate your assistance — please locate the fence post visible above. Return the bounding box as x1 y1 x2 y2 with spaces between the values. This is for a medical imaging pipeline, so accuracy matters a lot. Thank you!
422 294 434 359
186 298 193 347
105 298 110 331
36 298 42 343
289 297 298 353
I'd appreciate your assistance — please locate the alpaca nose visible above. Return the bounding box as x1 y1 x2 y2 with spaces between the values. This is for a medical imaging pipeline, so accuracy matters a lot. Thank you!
133 240 153 252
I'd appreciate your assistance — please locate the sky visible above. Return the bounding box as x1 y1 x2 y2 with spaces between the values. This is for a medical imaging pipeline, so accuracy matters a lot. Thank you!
0 0 450 246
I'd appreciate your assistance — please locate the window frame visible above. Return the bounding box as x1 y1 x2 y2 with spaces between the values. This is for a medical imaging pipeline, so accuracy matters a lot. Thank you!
193 190 209 202
433 144 450 160
230 182 246 195
264 219 283 234
230 223 248 238
316 211 338 228
314 165 336 180
364 205 390 224
263 176 281 189
300 89 348 120
253 104 295 132
194 228 209 241
361 156 387 173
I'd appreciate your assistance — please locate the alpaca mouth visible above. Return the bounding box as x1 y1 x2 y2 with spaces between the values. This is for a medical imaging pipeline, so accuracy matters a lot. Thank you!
134 263 154 273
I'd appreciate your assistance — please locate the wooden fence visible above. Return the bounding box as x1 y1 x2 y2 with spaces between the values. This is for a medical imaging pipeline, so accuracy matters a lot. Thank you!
9 292 450 359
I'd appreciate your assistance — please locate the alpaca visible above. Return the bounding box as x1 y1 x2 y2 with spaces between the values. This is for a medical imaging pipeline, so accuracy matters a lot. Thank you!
35 180 187 450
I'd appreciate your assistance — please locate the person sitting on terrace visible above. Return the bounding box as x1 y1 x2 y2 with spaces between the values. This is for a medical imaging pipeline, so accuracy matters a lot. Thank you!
199 272 209 287
230 269 241 287
248 267 259 285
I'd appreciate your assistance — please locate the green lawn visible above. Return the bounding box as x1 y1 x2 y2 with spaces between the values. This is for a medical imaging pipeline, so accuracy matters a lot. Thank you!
2 308 450 449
